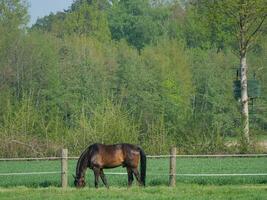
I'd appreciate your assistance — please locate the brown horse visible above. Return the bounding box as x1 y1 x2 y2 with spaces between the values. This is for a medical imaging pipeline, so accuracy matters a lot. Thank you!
73 143 146 188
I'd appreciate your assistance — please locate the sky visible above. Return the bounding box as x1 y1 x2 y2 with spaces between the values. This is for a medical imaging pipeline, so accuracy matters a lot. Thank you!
28 0 74 26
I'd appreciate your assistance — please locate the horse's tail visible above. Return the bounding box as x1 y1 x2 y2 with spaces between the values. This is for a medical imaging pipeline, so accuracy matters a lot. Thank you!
139 147 146 186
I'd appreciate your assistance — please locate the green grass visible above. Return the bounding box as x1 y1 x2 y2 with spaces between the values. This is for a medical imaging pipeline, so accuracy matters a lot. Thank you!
0 157 267 188
0 184 267 200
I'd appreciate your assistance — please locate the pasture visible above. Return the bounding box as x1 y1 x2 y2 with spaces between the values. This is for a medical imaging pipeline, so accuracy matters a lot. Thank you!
0 157 267 187
1 157 267 199
1 184 267 200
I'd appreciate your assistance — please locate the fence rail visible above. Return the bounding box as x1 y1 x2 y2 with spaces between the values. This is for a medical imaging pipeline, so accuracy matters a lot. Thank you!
2 153 267 161
0 171 61 176
0 148 267 188
1 172 267 176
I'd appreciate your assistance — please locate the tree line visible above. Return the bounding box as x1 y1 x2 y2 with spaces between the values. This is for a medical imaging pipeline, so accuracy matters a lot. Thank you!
0 0 266 157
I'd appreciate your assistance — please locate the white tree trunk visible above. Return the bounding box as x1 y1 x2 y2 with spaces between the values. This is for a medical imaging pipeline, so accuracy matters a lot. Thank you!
240 54 249 144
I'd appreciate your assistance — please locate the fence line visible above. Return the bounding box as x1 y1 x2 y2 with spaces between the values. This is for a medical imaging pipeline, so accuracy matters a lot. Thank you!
1 153 267 161
174 173 267 177
1 171 267 177
0 171 61 176
0 148 266 187
104 172 267 177
0 157 62 161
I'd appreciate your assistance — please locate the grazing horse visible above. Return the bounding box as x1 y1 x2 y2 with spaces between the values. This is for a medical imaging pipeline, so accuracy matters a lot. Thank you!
73 143 146 188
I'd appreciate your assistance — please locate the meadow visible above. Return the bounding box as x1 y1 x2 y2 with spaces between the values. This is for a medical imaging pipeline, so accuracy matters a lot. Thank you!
0 157 266 188
0 184 267 200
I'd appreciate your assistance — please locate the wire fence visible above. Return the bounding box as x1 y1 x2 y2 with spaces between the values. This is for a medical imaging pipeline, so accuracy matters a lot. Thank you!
0 171 61 176
0 149 267 187
1 153 267 161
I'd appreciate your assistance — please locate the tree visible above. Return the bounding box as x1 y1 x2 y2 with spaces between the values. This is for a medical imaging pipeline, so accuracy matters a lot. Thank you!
193 0 267 146
0 0 28 97
32 0 111 41
108 0 170 50
0 0 28 28
71 0 111 11
0 0 28 58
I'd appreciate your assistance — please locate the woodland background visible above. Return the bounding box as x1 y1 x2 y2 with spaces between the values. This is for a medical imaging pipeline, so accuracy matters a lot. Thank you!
0 0 266 157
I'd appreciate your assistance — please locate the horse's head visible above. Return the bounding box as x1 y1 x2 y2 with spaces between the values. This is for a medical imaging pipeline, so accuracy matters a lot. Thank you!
73 175 86 188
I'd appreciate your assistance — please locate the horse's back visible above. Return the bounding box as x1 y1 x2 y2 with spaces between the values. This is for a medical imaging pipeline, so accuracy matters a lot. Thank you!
95 143 139 152
91 143 140 168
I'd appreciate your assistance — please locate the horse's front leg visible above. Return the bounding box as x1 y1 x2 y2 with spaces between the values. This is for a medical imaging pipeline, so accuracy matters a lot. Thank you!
100 169 109 189
93 167 100 188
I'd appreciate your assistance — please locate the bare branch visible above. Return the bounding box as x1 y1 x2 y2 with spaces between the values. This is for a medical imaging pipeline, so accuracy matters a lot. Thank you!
245 14 267 47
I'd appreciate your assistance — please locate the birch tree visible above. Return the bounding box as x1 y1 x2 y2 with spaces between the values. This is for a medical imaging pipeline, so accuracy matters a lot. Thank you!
193 0 267 146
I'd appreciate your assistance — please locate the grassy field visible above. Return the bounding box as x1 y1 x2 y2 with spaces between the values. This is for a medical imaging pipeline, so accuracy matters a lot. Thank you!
0 184 267 200
0 157 266 188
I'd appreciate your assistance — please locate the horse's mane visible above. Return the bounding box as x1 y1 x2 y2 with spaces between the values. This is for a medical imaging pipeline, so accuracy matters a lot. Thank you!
76 146 91 177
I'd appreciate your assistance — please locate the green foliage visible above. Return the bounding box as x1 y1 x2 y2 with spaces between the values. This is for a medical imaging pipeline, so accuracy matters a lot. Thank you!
183 48 241 153
32 1 111 41
0 0 28 31
183 1 234 50
183 4 213 49
108 0 171 50
0 0 29 73
65 1 111 41
188 0 267 52
0 0 266 157
247 35 267 133
141 40 194 151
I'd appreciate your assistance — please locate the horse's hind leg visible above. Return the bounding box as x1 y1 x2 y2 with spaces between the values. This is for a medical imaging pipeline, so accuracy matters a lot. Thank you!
100 169 109 189
132 168 142 186
127 167 134 187
93 167 100 188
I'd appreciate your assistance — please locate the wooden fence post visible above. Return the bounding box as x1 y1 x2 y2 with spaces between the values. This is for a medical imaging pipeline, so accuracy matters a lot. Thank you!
169 147 176 187
61 148 68 188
